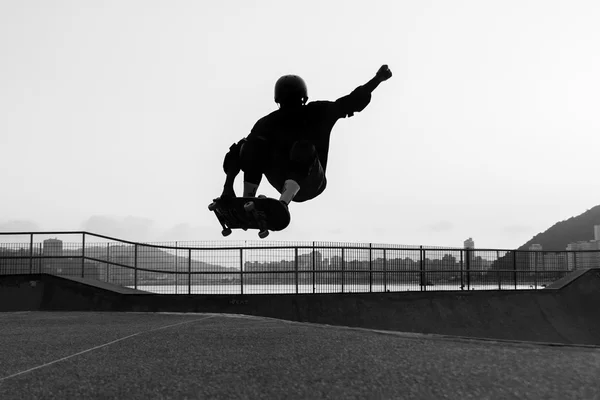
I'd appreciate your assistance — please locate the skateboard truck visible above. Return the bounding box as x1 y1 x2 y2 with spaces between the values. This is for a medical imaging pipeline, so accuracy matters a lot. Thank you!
244 200 269 239
208 200 233 237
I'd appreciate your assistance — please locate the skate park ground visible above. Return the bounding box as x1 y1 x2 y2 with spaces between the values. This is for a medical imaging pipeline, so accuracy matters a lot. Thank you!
1 269 599 399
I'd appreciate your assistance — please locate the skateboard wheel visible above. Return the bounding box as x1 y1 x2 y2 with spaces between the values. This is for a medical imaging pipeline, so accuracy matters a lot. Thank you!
258 230 269 239
258 195 267 199
244 201 255 212
221 228 232 237
208 202 217 211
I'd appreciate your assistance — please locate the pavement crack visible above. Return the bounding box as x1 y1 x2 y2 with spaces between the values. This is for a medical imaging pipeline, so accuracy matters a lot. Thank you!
0 315 215 382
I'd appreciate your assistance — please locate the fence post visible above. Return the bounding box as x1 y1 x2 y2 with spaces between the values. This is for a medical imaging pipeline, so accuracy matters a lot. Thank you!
460 250 464 290
133 244 138 290
535 252 541 289
81 233 86 278
465 248 471 290
459 249 465 290
419 246 424 291
29 233 34 274
312 243 316 294
295 247 299 294
341 248 345 293
240 248 244 295
188 248 192 295
513 251 517 289
369 243 373 293
383 249 387 292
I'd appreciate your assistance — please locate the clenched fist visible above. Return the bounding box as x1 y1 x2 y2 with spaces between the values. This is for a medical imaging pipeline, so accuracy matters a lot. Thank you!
376 65 392 81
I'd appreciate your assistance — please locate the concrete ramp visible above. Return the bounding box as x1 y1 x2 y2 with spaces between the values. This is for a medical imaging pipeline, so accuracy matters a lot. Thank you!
1 270 600 346
0 274 148 312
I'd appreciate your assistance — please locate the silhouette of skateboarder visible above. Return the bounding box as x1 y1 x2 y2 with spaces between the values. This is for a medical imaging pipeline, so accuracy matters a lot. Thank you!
219 64 392 217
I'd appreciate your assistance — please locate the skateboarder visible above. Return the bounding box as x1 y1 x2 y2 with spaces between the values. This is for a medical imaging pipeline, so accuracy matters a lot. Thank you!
220 64 392 209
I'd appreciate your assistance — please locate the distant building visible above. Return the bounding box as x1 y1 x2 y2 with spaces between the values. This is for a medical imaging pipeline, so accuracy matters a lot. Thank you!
527 244 567 271
43 239 63 257
463 238 475 270
566 225 600 270
298 250 322 269
543 252 569 270
528 244 543 271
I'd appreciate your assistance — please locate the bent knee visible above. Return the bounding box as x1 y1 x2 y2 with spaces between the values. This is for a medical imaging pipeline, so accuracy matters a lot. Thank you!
290 140 317 163
239 138 269 170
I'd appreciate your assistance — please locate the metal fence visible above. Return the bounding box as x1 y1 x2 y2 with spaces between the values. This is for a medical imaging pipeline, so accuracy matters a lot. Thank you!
1 231 599 295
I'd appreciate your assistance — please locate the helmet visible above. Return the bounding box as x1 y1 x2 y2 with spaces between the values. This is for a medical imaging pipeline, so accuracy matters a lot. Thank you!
274 75 308 105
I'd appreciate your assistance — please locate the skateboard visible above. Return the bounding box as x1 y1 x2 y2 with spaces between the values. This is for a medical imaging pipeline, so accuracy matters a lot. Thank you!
208 196 291 239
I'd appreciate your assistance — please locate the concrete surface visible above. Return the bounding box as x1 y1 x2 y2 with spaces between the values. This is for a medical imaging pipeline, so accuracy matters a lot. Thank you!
0 312 599 400
1 269 600 345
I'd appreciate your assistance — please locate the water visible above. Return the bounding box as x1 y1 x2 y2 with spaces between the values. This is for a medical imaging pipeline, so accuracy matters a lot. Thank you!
129 283 543 295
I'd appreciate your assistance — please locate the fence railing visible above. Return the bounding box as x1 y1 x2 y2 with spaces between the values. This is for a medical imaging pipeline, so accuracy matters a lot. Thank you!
1 231 599 295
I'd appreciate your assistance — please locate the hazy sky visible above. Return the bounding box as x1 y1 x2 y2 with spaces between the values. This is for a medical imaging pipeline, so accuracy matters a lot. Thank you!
1 0 599 248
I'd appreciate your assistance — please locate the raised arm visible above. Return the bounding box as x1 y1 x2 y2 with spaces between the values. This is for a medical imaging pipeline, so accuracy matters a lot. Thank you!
363 65 393 93
335 65 393 118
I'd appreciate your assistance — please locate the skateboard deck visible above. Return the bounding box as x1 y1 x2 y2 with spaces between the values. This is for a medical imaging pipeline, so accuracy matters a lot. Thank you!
208 196 291 239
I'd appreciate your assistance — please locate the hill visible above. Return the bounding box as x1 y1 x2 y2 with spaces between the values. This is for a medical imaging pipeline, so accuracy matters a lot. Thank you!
517 205 600 251
65 244 235 272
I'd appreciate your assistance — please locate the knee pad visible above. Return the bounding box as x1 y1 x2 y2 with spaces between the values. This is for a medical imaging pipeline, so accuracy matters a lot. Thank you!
222 140 243 174
239 137 268 171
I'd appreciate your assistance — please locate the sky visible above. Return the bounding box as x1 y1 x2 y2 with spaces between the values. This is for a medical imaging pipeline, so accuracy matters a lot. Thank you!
1 0 599 249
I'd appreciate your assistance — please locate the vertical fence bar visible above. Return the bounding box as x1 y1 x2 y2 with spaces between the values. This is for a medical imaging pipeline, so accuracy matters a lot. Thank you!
369 243 373 293
312 242 317 293
295 247 299 294
419 246 424 291
341 248 345 293
188 248 192 295
240 248 244 295
312 244 316 294
466 248 471 290
460 250 464 290
29 233 34 274
81 233 86 278
133 243 138 290
535 252 540 289
513 251 517 289
383 249 387 292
